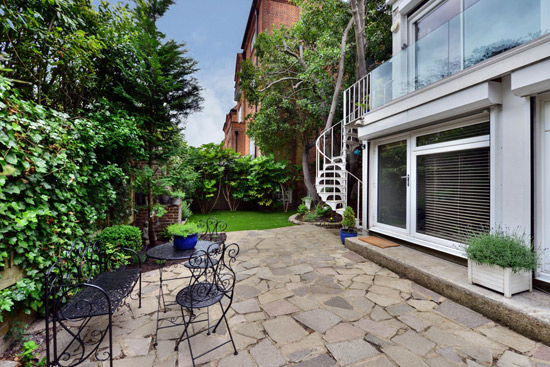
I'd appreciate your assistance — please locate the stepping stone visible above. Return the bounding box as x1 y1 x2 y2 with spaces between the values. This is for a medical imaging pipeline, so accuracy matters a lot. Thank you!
326 339 379 365
436 300 490 329
263 316 308 344
294 309 342 333
250 339 286 367
262 299 301 317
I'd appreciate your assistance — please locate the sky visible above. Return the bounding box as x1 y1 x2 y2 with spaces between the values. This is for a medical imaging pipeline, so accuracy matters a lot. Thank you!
157 0 252 147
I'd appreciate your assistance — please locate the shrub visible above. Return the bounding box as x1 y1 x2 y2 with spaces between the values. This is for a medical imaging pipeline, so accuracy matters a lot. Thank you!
97 225 143 253
166 222 201 238
297 203 308 215
181 200 193 220
465 230 538 273
314 203 331 217
341 207 357 231
303 211 321 222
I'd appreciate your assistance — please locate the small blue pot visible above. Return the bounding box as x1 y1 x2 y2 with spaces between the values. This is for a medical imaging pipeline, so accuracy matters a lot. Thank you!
340 229 358 245
174 234 198 250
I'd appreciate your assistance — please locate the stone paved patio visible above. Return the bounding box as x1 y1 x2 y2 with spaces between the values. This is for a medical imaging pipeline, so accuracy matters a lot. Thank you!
40 225 550 366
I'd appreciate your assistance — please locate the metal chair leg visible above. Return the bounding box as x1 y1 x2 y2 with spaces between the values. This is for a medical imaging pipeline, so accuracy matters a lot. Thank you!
220 301 238 355
175 307 192 351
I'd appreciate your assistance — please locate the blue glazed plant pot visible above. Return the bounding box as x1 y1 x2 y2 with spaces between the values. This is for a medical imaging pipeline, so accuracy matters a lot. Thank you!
174 233 198 250
340 229 358 245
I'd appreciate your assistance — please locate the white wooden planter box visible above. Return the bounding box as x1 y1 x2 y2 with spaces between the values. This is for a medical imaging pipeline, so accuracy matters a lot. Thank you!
468 260 532 298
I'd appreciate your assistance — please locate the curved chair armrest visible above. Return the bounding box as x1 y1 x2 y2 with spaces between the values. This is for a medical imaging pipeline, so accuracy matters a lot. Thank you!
122 247 143 268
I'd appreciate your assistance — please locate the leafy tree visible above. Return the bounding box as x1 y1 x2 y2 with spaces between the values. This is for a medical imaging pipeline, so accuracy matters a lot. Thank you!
114 0 202 245
239 0 391 199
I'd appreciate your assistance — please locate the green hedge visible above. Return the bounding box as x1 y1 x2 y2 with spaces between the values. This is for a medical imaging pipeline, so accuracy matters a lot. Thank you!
97 225 142 253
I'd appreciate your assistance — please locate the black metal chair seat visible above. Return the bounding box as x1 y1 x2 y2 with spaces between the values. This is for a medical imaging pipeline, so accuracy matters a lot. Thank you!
176 282 225 309
59 268 140 320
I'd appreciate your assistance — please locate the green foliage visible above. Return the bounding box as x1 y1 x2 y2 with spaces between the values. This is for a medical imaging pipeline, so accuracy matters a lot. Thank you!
314 203 332 217
0 79 141 321
181 200 193 220
297 204 308 215
341 207 357 230
188 210 294 232
166 222 201 238
19 340 46 367
247 155 293 207
465 230 538 273
97 225 142 253
303 211 321 222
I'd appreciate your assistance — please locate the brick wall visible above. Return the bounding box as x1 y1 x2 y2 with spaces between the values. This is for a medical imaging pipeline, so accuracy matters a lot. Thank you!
135 204 181 241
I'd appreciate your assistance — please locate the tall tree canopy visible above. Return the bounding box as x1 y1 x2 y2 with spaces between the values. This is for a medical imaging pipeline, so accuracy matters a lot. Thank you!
239 0 391 198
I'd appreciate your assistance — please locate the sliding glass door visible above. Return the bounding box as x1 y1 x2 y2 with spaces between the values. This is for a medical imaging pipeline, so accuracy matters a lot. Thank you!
371 119 491 254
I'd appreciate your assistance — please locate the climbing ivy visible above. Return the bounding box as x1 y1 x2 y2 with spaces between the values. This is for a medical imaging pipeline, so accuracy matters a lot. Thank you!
0 78 142 321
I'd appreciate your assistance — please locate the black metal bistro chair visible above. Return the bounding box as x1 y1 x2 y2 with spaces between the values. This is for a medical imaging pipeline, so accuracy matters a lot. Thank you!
174 242 239 366
197 217 228 243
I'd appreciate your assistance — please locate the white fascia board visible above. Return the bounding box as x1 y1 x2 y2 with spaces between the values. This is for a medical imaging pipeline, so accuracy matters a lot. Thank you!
511 59 550 97
398 0 425 14
358 81 501 140
360 35 550 127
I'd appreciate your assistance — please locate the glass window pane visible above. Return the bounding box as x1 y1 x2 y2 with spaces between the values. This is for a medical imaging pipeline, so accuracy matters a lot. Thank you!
417 148 490 242
416 122 489 147
378 140 407 228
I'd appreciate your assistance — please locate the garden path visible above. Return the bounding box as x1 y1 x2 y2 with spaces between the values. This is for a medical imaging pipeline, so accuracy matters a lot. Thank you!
41 225 550 366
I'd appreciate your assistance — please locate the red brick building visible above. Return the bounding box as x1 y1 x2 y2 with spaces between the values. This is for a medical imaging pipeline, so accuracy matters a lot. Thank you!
223 0 300 156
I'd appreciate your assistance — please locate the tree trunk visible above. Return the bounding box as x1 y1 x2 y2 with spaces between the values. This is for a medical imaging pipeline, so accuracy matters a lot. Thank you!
302 141 319 201
325 17 354 131
350 0 368 80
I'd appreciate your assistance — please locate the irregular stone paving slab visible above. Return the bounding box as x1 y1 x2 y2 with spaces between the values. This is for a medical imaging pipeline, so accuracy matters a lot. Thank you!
293 353 338 367
354 318 398 339
294 309 342 333
324 296 353 310
366 291 402 307
261 299 301 317
217 351 257 367
365 333 391 347
386 303 414 316
234 322 264 340
392 330 436 356
355 355 396 367
263 315 308 344
108 356 156 367
122 337 151 357
478 325 537 353
398 313 430 332
424 326 470 347
234 285 262 300
436 347 463 364
407 299 437 312
250 339 285 367
317 267 338 275
327 339 379 365
232 299 261 314
382 345 430 367
286 347 317 363
258 288 294 304
534 344 550 362
374 275 412 293
370 305 392 321
436 300 490 329
343 251 367 263
323 323 365 343
288 264 315 275
458 346 493 365
497 351 534 367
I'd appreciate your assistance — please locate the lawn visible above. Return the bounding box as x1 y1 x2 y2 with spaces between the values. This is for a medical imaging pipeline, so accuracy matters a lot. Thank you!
188 210 295 232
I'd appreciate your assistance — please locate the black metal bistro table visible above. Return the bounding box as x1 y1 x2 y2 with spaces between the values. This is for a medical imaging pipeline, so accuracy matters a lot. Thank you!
146 240 217 345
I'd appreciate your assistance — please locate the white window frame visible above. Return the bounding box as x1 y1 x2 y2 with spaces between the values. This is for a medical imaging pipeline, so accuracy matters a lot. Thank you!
535 93 550 282
369 115 490 257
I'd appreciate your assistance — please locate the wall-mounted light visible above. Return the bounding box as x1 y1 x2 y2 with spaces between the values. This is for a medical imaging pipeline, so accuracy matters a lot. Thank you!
353 143 366 156
391 21 400 33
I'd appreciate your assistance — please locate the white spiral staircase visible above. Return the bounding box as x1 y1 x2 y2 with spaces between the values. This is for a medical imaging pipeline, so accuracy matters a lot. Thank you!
315 120 362 218
315 74 370 223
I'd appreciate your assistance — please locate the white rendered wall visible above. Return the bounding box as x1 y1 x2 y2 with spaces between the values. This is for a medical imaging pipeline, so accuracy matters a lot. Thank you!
493 75 531 237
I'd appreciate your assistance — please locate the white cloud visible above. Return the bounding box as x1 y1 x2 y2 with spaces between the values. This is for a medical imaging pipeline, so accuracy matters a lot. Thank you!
183 62 236 147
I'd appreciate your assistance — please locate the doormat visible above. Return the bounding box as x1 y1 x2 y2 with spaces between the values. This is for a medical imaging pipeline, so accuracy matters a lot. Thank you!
358 236 400 248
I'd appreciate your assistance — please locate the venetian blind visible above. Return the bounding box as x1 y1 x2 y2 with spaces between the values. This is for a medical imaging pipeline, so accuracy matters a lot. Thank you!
416 147 490 242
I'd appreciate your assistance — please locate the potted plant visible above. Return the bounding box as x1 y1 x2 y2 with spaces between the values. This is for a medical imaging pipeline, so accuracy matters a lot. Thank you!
302 196 313 210
465 229 537 298
340 206 358 244
166 222 201 250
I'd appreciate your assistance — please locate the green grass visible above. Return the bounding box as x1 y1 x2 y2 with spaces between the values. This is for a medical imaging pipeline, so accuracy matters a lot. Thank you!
188 210 295 232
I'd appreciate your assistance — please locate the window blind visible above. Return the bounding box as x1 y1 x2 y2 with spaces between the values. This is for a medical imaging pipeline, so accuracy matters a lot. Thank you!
416 147 490 242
